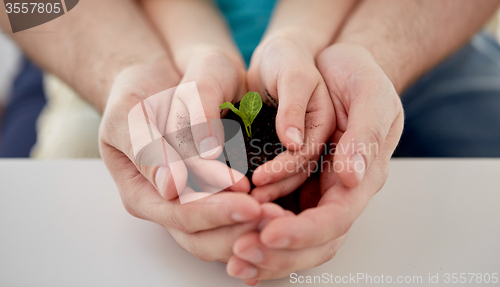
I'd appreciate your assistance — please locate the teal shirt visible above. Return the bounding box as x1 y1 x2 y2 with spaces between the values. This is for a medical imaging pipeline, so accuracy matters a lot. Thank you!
214 0 277 66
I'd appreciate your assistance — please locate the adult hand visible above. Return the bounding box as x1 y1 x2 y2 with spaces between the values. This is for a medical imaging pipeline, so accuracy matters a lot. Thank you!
227 43 404 284
247 37 335 202
100 52 261 263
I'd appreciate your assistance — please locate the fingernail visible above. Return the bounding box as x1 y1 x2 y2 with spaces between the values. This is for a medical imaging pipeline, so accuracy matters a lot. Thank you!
231 213 251 222
269 237 290 248
351 153 366 182
238 247 264 264
155 166 169 193
239 266 258 279
286 127 303 146
199 136 220 157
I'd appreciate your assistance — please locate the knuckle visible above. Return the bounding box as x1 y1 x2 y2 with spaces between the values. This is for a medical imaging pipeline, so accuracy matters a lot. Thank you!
283 103 306 119
364 123 386 150
190 109 209 125
134 164 157 187
282 68 318 88
165 207 196 234
122 200 142 219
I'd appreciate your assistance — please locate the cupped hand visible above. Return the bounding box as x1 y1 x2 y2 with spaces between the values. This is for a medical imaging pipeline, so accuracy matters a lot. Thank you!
100 53 261 263
227 43 404 284
247 37 335 203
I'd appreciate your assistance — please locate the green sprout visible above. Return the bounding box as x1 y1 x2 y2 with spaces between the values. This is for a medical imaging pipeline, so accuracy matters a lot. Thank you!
220 91 263 138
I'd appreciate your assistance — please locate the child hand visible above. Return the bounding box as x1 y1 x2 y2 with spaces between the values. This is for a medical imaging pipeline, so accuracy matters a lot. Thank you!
247 36 335 203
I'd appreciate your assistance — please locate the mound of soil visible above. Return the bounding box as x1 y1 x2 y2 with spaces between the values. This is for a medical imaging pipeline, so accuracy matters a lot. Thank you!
224 103 301 213
224 103 282 182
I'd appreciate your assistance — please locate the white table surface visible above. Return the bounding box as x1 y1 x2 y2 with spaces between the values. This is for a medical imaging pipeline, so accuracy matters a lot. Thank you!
1 159 499 286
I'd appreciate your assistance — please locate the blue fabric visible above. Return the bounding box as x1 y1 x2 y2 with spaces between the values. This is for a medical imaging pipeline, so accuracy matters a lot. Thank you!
0 58 46 157
215 0 277 66
394 32 500 157
1 2 500 158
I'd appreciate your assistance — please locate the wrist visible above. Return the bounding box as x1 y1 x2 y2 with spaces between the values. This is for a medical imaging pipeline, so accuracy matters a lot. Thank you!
84 52 175 114
261 27 327 57
336 36 411 94
174 44 245 74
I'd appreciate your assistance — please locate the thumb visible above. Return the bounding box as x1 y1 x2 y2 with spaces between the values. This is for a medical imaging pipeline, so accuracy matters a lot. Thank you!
275 69 319 151
175 81 225 160
334 80 403 189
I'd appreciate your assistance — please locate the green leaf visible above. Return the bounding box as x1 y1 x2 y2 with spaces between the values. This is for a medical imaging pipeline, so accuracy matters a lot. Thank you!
220 92 263 138
220 102 247 122
239 91 263 126
220 102 251 137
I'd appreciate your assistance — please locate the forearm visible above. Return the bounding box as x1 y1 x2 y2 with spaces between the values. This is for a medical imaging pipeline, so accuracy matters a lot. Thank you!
337 0 500 93
262 0 359 56
0 0 173 113
141 0 244 72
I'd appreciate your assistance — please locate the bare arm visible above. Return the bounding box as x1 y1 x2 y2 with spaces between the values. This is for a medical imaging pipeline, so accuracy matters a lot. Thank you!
140 0 244 72
337 0 500 93
228 1 500 283
262 0 358 55
0 0 174 113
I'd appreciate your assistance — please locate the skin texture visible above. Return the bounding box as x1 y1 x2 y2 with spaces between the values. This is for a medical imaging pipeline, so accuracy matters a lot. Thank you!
101 0 267 263
2 0 500 285
0 0 169 113
247 0 358 203
227 0 500 285
1 0 264 263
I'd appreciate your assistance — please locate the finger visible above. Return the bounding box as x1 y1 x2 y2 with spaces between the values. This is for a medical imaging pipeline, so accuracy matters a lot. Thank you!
251 83 335 186
104 138 263 265
259 179 373 250
333 85 402 188
318 45 403 188
114 90 188 200
259 115 405 250
175 81 226 159
165 98 250 193
251 171 309 204
257 202 288 231
242 279 260 286
258 125 403 251
274 67 318 150
167 191 263 233
103 144 261 230
249 39 322 151
229 232 345 280
169 219 259 263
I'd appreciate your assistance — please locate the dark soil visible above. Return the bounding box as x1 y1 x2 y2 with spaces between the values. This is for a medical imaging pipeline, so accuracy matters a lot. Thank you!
223 103 302 214
224 103 283 182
